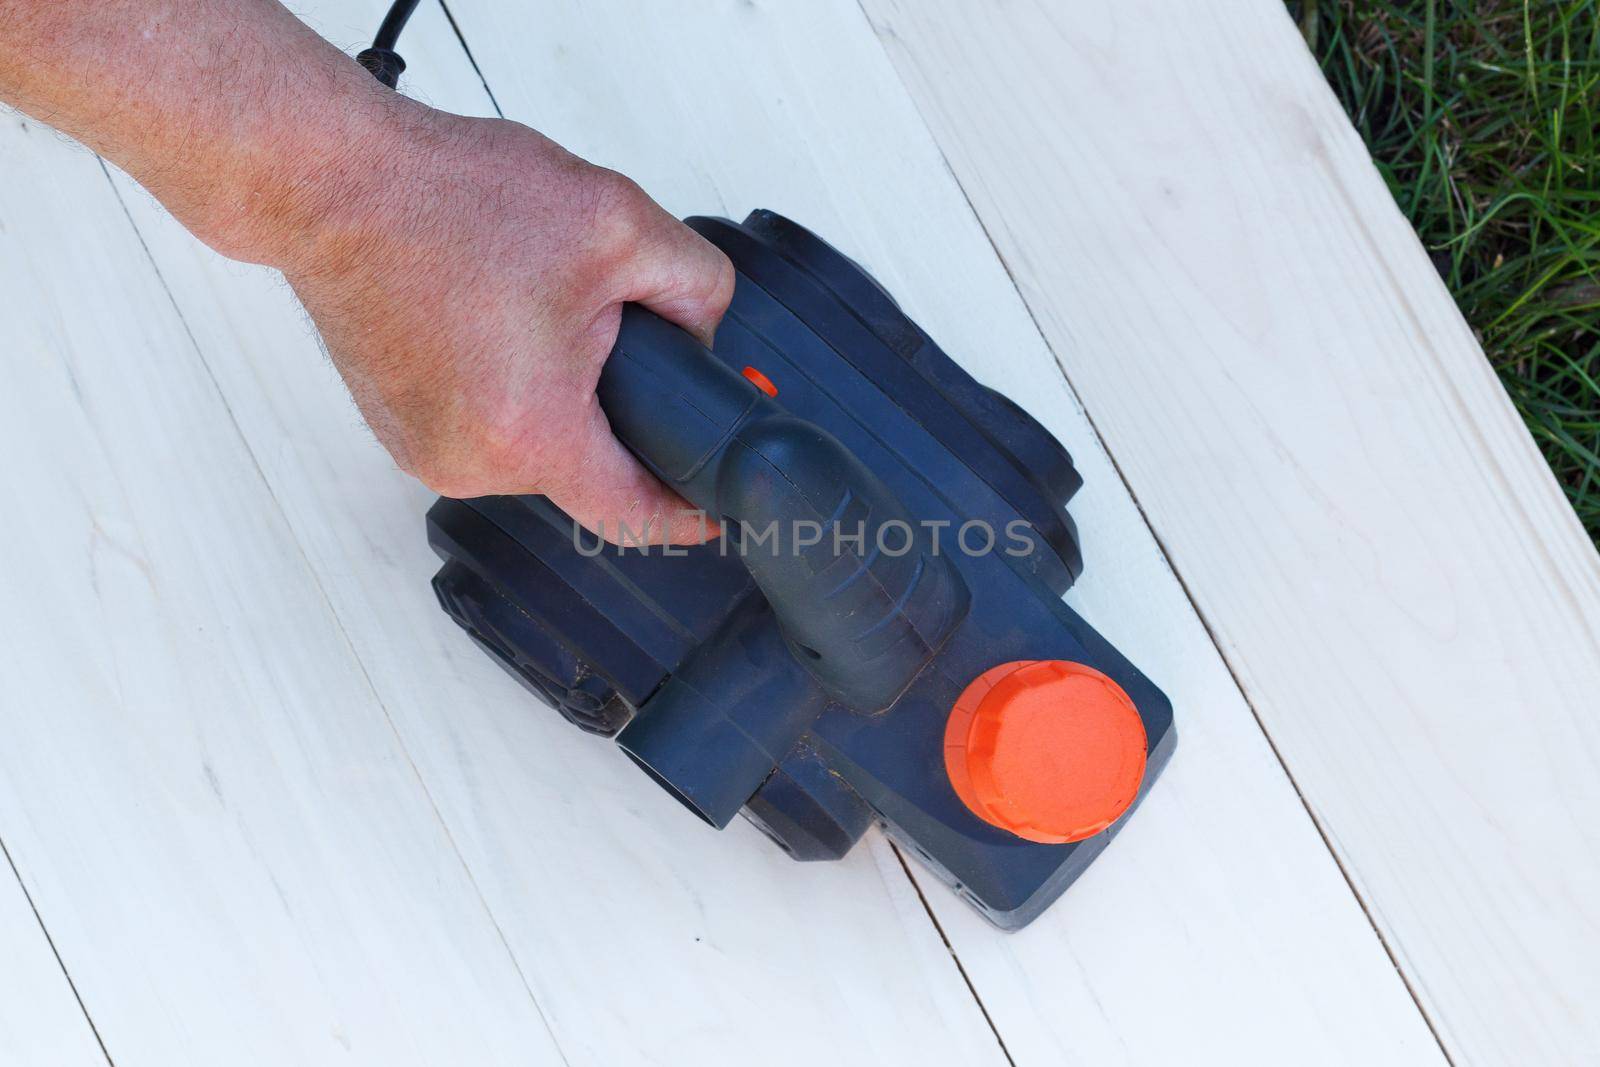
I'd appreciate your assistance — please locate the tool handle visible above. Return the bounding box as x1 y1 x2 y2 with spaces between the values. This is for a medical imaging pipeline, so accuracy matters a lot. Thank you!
597 305 775 509
598 305 968 711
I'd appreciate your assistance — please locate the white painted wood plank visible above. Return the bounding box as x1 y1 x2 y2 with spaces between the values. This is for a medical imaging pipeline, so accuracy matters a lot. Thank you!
308 1 1437 1063
0 858 106 1066
0 1 1453 1063
861 0 1600 1063
70 5 1015 1066
0 113 567 1066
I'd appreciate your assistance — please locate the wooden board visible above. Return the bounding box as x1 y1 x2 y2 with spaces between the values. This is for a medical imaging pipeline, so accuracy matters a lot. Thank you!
0 0 1491 1061
0 861 106 1066
860 0 1600 1062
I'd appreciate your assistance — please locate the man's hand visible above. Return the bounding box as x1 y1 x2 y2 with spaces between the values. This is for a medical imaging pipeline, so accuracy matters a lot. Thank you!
0 0 730 543
280 110 731 544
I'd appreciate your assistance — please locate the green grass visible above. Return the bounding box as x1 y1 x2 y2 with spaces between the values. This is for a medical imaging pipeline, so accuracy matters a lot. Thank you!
1289 0 1600 544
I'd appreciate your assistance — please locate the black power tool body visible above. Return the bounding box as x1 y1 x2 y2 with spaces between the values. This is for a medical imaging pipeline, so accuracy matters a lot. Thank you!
427 211 1175 928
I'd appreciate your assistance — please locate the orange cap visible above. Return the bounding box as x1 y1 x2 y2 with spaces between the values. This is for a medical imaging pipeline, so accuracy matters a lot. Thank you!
944 660 1147 844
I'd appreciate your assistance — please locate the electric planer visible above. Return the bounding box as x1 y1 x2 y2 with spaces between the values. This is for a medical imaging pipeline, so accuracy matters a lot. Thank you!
425 210 1174 929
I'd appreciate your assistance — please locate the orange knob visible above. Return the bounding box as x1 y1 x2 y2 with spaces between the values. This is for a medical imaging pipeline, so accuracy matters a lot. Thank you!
944 660 1147 844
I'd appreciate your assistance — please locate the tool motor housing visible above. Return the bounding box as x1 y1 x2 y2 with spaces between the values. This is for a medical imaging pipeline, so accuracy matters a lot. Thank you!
426 210 1174 928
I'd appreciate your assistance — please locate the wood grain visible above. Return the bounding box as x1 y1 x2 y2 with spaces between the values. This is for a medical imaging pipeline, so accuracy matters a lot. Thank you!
862 0 1600 1062
0 112 574 1066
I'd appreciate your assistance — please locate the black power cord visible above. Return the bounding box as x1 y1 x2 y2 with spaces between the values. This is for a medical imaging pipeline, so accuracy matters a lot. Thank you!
356 0 422 88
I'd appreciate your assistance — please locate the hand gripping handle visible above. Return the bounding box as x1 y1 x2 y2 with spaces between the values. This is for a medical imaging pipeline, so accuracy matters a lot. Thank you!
597 305 968 711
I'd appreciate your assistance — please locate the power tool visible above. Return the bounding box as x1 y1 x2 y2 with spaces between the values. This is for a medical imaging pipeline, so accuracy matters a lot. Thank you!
425 211 1176 928
359 0 1174 929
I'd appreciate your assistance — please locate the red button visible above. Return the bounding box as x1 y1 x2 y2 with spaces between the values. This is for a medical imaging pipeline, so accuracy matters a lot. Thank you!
944 660 1147 844
741 365 778 397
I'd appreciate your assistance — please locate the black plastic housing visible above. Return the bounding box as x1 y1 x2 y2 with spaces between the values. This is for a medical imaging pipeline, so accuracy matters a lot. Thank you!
427 210 1175 928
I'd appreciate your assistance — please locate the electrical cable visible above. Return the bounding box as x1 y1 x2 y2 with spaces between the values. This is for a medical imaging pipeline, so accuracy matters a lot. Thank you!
356 0 423 88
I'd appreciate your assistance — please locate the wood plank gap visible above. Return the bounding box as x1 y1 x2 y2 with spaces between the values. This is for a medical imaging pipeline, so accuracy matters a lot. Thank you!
887 843 1017 1067
434 0 503 118
0 834 116 1067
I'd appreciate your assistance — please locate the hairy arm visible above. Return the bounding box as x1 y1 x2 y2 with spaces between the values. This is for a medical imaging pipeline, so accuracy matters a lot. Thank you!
0 1 731 542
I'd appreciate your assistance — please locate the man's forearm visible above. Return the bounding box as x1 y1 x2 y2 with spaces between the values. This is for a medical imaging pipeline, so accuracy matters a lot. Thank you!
3 0 734 541
0 0 419 268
